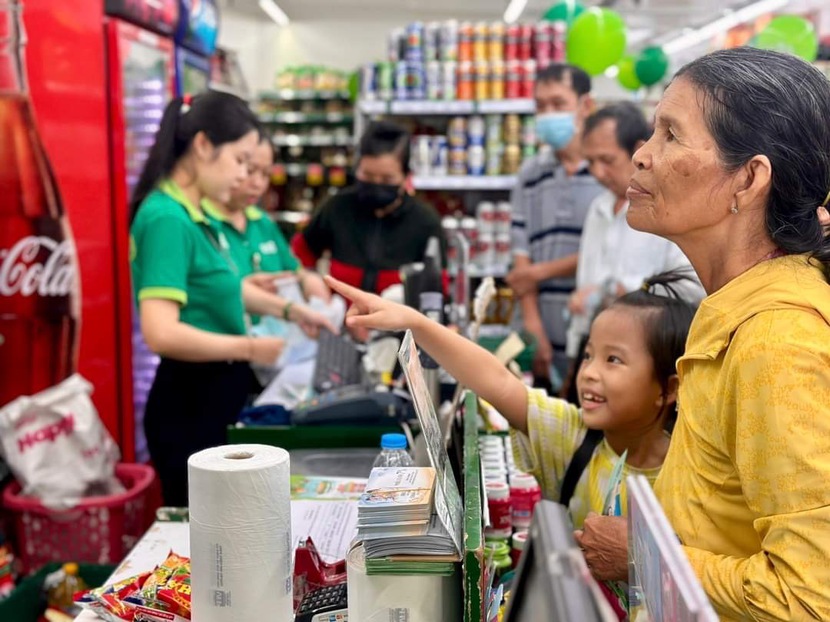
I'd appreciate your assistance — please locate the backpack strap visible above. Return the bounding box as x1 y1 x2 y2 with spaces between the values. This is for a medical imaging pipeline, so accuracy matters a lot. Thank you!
559 428 604 509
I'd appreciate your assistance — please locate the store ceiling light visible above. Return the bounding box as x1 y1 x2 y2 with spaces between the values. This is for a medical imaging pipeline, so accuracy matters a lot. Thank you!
504 0 528 24
662 0 788 54
259 0 290 26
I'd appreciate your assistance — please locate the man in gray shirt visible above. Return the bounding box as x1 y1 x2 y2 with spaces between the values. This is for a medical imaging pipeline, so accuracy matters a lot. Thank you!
508 64 605 387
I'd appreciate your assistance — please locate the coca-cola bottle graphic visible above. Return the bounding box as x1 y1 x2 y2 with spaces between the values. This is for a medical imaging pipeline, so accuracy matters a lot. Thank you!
0 1 80 408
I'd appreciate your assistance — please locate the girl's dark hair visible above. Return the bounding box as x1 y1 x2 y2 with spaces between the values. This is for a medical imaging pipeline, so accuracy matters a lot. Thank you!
358 120 411 174
675 47 830 280
611 270 698 430
130 91 259 221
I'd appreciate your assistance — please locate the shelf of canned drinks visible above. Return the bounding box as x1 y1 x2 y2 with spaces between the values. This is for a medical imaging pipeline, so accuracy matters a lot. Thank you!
412 175 517 191
258 111 354 125
358 98 536 116
271 134 353 148
259 89 352 101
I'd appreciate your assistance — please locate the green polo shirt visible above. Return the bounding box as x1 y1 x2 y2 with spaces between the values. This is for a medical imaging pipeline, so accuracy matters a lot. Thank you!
130 180 247 336
203 203 299 278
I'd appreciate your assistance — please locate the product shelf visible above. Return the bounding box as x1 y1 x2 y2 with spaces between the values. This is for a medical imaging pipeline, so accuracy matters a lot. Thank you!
359 98 535 116
412 175 517 191
260 89 351 101
272 134 353 148
259 111 354 125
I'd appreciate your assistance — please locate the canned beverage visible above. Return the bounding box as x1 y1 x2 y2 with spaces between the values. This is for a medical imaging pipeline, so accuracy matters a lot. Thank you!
430 136 449 176
519 24 533 60
520 59 537 99
486 114 503 146
495 232 512 267
440 20 459 61
449 146 468 176
448 116 468 147
477 232 496 269
505 24 520 61
388 28 406 62
406 22 425 61
522 115 536 148
474 61 490 101
461 216 479 263
486 145 503 176
457 61 474 100
360 63 377 100
473 22 489 61
468 145 486 176
496 201 513 234
489 22 505 62
442 61 457 101
552 21 567 62
468 115 486 146
490 60 505 100
534 21 553 62
411 135 432 176
477 201 496 233
377 61 394 101
425 22 441 62
506 60 522 99
427 61 442 100
407 60 426 100
395 60 409 100
503 144 522 175
503 114 522 145
459 21 474 62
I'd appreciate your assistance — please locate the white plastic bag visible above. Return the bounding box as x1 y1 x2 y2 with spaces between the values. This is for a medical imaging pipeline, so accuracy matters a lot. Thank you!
0 374 122 509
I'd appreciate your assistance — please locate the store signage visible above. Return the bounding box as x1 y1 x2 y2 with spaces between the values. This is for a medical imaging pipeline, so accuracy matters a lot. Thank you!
105 0 180 36
176 0 219 56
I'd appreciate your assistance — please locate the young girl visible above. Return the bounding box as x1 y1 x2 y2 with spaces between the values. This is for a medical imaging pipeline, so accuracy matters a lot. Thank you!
325 272 695 528
130 92 331 506
204 133 330 327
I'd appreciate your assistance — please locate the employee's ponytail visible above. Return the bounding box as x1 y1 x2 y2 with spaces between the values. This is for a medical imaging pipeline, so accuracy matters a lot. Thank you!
129 91 258 222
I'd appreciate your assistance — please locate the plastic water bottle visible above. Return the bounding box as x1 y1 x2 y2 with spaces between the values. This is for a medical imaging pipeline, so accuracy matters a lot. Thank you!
372 433 414 468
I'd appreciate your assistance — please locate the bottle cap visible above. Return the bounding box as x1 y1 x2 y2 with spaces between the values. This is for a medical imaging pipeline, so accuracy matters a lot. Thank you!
63 562 79 576
486 481 510 500
484 540 511 559
512 530 528 551
380 433 408 450
510 473 539 490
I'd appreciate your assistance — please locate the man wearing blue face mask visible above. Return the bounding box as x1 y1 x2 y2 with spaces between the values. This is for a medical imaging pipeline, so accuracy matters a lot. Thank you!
292 121 444 297
507 64 606 389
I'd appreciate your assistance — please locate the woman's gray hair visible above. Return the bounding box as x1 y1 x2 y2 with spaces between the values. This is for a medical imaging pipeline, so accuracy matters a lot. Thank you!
675 47 830 280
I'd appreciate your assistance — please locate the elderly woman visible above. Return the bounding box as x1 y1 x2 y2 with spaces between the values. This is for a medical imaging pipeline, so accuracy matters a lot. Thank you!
575 47 830 621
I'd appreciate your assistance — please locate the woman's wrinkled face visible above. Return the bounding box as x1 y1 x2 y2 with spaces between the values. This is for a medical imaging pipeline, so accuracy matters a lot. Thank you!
626 78 735 243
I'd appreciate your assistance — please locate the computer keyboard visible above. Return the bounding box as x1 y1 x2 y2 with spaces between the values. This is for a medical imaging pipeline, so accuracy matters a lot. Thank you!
312 330 364 393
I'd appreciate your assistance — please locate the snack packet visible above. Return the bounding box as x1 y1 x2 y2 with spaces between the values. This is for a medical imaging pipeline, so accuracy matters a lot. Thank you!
75 572 149 622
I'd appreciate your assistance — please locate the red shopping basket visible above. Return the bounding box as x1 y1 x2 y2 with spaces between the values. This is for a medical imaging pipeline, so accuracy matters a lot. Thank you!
2 463 155 573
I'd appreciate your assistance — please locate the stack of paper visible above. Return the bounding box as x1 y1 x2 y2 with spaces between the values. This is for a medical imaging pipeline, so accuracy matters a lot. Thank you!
357 467 436 527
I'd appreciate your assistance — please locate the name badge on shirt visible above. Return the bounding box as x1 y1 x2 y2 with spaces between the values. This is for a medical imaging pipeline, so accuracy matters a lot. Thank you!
259 240 278 255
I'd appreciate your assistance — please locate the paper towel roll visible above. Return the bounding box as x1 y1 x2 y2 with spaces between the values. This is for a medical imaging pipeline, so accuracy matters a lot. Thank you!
347 545 460 622
188 444 292 622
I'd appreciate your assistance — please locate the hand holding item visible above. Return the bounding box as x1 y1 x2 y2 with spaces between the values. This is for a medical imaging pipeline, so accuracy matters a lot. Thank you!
248 337 285 366
288 304 339 339
505 263 540 297
574 513 629 582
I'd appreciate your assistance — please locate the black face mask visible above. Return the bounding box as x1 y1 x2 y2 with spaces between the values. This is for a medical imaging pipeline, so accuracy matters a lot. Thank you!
356 180 402 211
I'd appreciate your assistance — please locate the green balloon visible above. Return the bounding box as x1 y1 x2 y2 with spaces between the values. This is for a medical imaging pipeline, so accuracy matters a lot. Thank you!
635 46 669 87
566 8 627 76
617 55 641 91
543 1 585 26
755 15 818 62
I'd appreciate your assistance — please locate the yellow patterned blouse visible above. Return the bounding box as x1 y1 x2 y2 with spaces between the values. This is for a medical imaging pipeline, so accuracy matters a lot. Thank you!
655 254 830 621
511 388 661 529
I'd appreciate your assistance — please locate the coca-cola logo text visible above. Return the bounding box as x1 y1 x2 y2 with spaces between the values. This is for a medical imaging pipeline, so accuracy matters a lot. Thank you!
0 236 75 297
17 412 75 454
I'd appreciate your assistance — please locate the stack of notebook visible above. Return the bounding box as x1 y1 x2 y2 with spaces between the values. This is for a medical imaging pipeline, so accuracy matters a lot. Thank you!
357 467 459 563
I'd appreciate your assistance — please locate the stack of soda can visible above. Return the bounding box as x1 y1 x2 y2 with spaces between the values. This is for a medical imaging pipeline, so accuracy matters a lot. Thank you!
363 19 567 102
476 200 513 270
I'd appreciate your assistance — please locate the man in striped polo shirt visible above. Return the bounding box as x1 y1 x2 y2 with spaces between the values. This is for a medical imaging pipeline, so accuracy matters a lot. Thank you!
507 64 605 389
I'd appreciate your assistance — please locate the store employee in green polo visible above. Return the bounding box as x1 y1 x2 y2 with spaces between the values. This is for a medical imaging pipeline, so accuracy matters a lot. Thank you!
129 92 333 507
205 133 330 313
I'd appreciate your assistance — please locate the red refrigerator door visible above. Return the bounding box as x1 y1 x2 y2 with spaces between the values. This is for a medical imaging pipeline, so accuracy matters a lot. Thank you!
1 2 120 435
106 19 175 462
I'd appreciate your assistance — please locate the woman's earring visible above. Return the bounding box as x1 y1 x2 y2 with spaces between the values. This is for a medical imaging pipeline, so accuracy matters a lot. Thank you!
730 205 739 215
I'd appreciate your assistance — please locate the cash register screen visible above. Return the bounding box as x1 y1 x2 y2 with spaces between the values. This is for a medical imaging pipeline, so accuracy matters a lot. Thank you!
504 501 610 622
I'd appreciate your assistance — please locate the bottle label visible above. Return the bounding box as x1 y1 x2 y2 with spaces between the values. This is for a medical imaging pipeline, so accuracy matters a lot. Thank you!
0 236 75 297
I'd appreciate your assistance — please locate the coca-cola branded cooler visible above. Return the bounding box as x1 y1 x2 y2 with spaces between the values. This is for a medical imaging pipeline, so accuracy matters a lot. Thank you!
105 0 178 462
0 3 121 442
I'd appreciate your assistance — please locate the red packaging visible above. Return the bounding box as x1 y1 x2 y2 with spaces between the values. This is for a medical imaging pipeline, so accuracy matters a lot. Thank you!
518 24 533 61
510 473 542 529
458 21 474 62
485 482 512 534
457 61 474 100
534 21 553 61
520 60 537 99
511 530 529 567
505 24 520 61
506 60 521 99
552 21 567 62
